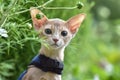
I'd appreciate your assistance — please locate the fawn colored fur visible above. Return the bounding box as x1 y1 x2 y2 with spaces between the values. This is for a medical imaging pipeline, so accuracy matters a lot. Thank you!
21 7 86 80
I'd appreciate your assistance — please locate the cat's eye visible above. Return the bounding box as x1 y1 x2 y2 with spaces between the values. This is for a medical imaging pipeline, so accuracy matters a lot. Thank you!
61 31 68 36
45 29 52 34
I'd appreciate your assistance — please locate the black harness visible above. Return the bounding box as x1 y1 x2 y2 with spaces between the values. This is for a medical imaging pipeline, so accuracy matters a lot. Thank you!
29 54 64 74
18 54 64 80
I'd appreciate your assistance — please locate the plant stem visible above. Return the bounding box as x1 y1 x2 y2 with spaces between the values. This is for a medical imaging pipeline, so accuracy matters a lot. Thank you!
0 15 8 28
0 0 18 27
9 0 54 16
9 0 78 16
43 6 77 10
42 0 54 7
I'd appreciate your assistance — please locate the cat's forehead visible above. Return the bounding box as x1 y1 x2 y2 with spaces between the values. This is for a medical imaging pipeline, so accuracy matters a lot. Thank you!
45 19 66 27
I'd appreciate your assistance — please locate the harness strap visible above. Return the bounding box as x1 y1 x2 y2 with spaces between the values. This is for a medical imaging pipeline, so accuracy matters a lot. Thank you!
29 54 64 74
18 54 64 80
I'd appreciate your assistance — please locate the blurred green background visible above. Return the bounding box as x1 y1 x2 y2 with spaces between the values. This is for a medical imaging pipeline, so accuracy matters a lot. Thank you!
0 0 120 80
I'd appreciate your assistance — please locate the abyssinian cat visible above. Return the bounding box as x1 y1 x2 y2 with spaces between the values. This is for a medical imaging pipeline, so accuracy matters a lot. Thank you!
18 7 86 80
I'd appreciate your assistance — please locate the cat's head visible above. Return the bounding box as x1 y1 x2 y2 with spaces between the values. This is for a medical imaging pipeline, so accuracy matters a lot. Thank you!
30 8 86 49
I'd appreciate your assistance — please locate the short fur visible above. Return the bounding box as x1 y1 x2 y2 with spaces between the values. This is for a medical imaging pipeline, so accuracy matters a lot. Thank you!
21 7 86 80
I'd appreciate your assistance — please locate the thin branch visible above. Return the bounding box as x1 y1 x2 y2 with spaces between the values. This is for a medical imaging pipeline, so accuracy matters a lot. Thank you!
41 0 54 7
0 0 18 27
0 16 8 28
9 0 79 16
9 6 78 16
43 6 77 10
9 0 54 16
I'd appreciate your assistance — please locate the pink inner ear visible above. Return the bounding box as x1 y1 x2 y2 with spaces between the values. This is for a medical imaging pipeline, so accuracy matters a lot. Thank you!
33 17 48 30
67 13 86 33
70 23 80 32
30 8 48 30
33 20 42 30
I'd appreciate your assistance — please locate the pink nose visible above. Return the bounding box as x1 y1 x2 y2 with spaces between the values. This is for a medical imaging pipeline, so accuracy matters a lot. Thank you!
53 39 59 43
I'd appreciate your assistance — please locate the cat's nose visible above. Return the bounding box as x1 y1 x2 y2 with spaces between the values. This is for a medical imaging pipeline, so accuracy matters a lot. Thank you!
53 38 59 43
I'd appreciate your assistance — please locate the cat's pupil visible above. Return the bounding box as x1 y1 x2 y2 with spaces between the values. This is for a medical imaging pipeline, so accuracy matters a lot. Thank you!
61 31 67 36
45 29 52 34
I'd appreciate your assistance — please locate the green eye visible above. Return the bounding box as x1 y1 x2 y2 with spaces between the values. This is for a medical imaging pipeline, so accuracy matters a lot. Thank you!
61 31 68 36
45 29 52 34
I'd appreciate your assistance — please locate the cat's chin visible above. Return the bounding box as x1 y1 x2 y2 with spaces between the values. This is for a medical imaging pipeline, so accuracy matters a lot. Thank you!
50 44 62 49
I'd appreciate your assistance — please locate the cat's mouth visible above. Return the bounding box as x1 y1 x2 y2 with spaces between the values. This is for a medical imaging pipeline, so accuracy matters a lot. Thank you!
52 44 59 46
51 43 60 48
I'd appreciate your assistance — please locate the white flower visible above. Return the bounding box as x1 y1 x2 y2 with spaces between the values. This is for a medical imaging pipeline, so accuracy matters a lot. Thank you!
0 28 8 38
100 58 113 74
93 74 100 80
104 62 113 73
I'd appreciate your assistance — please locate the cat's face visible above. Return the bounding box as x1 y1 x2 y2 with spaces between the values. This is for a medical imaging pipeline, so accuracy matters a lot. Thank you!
40 19 72 49
30 8 85 49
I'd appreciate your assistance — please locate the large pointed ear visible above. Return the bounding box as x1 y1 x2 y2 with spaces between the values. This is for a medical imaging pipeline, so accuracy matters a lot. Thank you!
66 13 86 34
30 7 48 30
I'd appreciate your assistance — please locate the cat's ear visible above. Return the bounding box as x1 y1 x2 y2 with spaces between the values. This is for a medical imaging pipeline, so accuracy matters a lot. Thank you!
30 7 48 30
66 13 86 34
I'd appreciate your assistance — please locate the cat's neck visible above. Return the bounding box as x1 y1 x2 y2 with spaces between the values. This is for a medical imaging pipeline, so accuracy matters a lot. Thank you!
39 45 65 61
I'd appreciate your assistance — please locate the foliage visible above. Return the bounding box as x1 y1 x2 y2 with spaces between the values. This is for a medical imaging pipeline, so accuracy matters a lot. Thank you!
0 0 120 80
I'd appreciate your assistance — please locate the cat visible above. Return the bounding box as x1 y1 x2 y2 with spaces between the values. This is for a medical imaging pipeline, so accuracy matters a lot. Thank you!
18 7 86 80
